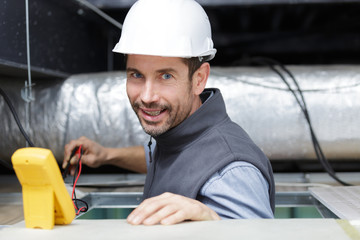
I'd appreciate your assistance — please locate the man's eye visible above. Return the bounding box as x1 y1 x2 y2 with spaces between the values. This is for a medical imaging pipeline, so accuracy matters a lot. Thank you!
132 73 143 78
161 73 172 80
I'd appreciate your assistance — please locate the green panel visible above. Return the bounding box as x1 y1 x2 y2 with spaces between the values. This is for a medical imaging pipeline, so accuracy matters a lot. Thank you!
79 206 322 220
77 208 134 220
275 206 322 219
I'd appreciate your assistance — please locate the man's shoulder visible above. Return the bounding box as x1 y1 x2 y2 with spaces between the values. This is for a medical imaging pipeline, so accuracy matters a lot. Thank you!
205 118 269 163
210 118 257 149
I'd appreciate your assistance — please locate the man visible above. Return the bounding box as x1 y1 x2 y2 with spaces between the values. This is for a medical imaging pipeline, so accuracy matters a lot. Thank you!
63 0 275 225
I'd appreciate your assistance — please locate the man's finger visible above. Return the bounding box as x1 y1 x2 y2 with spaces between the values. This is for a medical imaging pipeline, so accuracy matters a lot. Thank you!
160 209 187 225
69 155 78 165
142 204 178 225
127 195 174 225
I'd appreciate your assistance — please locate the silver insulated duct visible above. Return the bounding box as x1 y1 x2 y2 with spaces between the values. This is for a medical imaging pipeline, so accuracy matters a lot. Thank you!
1 65 360 164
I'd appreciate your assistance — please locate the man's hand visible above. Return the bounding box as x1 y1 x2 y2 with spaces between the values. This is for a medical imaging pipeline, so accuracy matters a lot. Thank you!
63 137 147 174
127 192 220 225
63 136 107 175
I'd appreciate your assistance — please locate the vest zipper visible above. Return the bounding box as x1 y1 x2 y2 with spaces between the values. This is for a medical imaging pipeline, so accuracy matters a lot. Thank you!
145 136 157 198
147 136 153 163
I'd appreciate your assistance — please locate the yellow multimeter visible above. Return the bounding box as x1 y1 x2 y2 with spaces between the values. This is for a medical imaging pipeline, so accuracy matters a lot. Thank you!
11 147 75 229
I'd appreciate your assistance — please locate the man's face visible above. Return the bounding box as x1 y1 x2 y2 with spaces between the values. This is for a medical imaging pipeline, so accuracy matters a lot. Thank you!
126 55 201 137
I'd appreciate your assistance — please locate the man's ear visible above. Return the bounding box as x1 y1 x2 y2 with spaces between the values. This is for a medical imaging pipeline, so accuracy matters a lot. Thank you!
192 62 210 96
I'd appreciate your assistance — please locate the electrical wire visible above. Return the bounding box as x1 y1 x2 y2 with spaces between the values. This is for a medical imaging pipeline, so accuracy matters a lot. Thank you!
0 158 13 170
249 57 352 186
64 145 89 215
72 156 87 214
0 87 35 147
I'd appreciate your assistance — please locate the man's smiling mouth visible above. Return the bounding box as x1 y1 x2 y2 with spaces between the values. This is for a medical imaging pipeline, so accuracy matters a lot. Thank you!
143 110 162 116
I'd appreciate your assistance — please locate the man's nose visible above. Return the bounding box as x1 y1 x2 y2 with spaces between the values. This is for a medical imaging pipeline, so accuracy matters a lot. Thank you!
140 79 160 104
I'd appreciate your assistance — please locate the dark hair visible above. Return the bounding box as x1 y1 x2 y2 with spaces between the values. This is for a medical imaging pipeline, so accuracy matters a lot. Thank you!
181 57 206 81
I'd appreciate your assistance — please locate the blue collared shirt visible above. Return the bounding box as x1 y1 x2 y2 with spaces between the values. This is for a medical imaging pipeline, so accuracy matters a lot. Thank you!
197 161 273 219
144 144 274 219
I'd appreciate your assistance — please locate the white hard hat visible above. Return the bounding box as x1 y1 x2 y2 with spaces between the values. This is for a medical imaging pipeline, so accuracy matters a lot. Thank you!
112 0 216 60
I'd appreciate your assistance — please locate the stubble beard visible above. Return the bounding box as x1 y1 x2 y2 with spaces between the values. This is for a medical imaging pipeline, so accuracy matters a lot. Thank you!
132 100 192 138
132 102 172 137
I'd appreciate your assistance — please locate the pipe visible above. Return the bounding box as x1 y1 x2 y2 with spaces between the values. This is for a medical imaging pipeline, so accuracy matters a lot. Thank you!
1 65 359 163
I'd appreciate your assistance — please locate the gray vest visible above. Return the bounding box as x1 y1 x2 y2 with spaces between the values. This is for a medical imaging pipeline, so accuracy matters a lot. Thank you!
143 88 275 212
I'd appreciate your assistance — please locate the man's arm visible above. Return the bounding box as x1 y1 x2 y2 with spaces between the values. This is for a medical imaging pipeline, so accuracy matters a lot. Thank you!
62 136 147 174
198 161 274 219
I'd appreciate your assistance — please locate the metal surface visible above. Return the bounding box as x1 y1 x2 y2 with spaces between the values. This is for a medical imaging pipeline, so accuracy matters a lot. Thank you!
275 192 338 218
78 191 338 219
81 192 142 208
0 193 23 205
1 65 360 163
64 173 146 187
0 0 119 77
0 173 344 221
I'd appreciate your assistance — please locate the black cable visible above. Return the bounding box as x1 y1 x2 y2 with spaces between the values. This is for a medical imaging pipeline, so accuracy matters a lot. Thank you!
73 199 88 213
0 87 35 147
263 58 349 185
256 58 340 178
250 57 352 186
0 158 13 170
256 57 351 186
